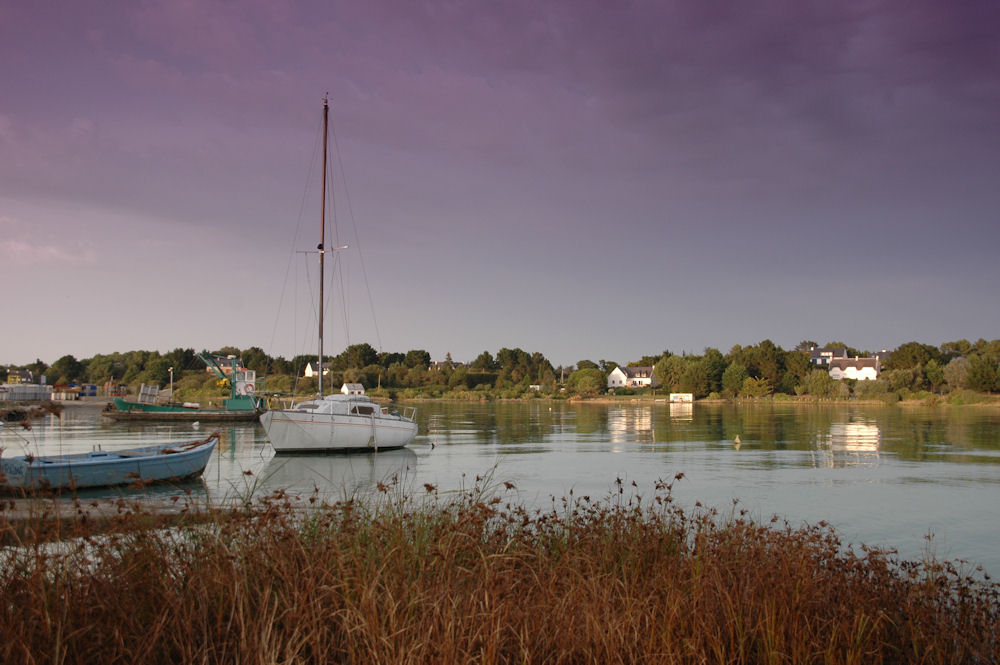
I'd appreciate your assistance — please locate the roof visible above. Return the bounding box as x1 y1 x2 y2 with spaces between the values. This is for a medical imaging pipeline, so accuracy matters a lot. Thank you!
616 366 655 378
829 358 879 370
810 347 847 359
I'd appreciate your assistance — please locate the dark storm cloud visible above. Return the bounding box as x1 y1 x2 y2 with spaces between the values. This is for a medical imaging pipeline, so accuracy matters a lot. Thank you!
2 0 999 364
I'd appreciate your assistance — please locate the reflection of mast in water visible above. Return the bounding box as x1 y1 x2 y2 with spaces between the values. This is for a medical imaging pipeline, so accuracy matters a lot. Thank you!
607 406 654 445
813 421 880 467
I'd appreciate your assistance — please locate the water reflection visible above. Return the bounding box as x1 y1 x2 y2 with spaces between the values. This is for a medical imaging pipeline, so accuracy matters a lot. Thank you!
607 406 654 445
669 402 693 421
813 420 881 468
827 422 880 452
12 401 1000 575
257 448 419 499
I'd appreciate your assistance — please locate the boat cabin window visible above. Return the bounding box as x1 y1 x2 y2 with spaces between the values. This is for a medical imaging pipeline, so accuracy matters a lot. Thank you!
351 405 375 416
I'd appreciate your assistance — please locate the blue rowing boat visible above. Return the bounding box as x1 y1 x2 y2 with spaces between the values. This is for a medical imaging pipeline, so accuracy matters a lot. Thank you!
0 432 219 492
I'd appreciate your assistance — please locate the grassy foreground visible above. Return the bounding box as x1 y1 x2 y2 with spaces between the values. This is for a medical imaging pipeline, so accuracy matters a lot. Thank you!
1 477 997 664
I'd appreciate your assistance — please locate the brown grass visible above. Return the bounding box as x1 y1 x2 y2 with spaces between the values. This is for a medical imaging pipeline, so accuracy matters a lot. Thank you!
0 475 996 664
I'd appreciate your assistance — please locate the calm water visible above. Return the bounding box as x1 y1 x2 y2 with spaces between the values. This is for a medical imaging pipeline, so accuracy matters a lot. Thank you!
6 400 1000 574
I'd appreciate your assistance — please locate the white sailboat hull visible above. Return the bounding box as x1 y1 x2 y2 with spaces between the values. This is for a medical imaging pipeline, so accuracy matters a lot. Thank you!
261 409 418 453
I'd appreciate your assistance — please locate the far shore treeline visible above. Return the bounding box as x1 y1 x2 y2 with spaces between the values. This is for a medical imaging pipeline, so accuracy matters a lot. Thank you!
5 338 1000 404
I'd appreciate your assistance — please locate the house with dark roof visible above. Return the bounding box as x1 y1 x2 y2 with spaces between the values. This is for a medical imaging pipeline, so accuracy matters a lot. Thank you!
810 347 848 366
303 362 333 378
607 366 660 389
6 369 34 384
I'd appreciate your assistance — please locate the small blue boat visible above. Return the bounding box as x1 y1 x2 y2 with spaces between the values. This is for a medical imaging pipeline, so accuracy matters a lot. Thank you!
0 432 219 492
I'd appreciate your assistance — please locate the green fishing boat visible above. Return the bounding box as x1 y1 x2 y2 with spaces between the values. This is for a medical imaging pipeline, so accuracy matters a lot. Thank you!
103 351 265 422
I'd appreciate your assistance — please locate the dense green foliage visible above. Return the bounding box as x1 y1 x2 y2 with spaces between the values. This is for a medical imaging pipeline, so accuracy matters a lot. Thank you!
6 338 1000 401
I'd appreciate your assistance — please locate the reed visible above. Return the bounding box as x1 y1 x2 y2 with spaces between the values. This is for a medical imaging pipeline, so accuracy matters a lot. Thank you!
0 475 996 664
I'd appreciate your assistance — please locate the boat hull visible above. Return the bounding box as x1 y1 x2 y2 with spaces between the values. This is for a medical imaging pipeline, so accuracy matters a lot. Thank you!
261 410 418 453
0 434 218 492
104 399 260 422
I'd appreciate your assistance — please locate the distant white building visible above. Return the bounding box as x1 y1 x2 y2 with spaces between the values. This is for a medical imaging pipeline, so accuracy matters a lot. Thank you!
829 357 880 381
607 366 660 389
341 383 365 395
303 362 332 378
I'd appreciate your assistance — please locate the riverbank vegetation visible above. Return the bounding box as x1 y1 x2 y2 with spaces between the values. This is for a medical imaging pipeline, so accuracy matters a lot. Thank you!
6 338 1000 405
1 476 996 664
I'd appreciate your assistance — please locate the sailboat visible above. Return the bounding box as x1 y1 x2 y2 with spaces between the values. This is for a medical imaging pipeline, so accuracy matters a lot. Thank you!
260 97 418 454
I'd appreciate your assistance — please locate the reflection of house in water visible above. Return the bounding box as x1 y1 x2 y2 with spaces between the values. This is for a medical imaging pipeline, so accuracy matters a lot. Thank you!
607 406 654 445
669 402 693 421
813 421 880 467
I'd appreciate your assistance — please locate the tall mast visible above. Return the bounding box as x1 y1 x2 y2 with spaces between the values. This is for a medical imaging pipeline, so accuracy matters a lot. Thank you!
318 96 328 396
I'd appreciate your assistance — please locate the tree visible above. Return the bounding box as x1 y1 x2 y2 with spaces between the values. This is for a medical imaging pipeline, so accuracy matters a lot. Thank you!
681 361 710 397
741 376 772 398
379 352 406 368
270 356 293 375
49 355 84 383
943 357 969 390
575 360 599 371
636 351 670 367
924 359 944 391
26 358 48 378
403 349 431 369
471 351 497 372
940 339 972 361
805 369 836 398
240 347 270 373
784 350 812 385
338 343 379 370
598 360 619 374
883 368 920 392
722 362 748 397
567 368 605 396
141 356 173 387
731 340 786 389
885 342 939 370
701 348 726 394
966 355 998 393
654 356 688 392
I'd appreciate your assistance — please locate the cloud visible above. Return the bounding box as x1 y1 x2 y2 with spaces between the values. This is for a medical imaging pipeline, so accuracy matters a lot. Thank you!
0 239 97 266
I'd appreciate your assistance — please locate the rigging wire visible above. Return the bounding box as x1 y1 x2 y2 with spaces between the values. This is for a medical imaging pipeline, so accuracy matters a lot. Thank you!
329 112 384 354
265 106 324 383
263 98 386 391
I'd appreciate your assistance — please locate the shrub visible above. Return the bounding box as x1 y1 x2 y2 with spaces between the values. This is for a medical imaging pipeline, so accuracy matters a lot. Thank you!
1 481 997 663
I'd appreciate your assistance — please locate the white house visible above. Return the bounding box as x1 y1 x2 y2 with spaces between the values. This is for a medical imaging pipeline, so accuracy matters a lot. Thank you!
341 383 365 395
607 366 660 389
829 357 880 381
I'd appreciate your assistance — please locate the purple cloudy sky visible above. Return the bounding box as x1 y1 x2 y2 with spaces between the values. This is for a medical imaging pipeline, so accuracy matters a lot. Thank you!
2 0 998 368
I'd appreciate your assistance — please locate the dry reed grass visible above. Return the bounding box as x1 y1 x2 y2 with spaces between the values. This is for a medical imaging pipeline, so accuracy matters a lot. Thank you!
0 474 996 664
